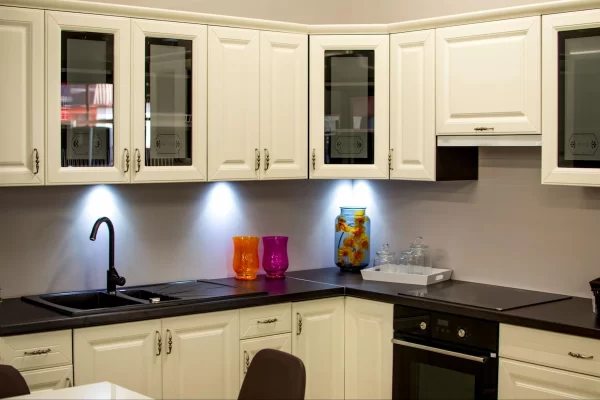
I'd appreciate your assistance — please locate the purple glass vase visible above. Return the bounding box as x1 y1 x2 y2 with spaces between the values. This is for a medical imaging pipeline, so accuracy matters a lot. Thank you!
262 236 289 279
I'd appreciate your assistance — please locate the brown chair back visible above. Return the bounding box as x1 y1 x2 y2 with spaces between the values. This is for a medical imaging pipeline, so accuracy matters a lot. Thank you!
0 365 30 399
238 349 306 400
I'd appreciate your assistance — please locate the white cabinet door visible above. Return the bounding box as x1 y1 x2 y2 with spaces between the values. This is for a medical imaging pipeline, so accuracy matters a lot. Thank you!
21 365 73 393
498 358 600 399
131 19 207 183
344 297 393 400
208 27 259 181
73 320 162 399
162 310 240 400
46 11 131 184
436 17 541 135
0 7 44 186
390 30 436 181
542 10 600 186
260 31 308 180
0 330 72 372
292 297 344 400
240 333 292 386
309 35 389 179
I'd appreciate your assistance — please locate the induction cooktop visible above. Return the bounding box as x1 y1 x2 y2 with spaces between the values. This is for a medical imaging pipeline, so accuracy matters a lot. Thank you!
401 280 571 311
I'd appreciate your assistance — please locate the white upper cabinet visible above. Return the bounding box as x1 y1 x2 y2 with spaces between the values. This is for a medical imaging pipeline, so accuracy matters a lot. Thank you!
0 7 44 186
260 31 308 180
309 35 389 179
436 17 541 135
542 9 600 186
208 26 260 181
46 11 131 184
131 19 207 183
292 298 345 400
390 30 436 181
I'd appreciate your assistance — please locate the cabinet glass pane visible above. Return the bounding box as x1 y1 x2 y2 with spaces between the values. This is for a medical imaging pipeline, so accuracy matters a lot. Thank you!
61 31 114 168
559 29 600 168
145 38 192 167
324 50 374 165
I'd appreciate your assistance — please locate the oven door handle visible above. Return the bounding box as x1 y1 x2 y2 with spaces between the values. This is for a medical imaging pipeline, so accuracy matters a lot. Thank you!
392 339 488 363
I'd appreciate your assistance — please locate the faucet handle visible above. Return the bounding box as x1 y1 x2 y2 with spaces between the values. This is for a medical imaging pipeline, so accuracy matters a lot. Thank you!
117 276 126 287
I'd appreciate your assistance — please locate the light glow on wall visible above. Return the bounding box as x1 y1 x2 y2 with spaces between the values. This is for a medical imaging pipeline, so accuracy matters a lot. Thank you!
84 185 118 219
206 182 237 219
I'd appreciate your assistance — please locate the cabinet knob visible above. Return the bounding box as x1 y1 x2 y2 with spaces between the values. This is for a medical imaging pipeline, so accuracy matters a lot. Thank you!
458 329 466 338
420 322 427 330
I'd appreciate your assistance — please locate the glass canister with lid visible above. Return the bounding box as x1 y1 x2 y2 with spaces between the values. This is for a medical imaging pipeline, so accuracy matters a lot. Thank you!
373 244 398 273
409 236 432 275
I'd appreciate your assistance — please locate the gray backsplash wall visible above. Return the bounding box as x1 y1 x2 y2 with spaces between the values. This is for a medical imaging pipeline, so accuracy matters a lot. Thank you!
0 148 598 298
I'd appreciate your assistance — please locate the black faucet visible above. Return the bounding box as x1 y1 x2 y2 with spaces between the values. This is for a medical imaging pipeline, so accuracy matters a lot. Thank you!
90 217 126 294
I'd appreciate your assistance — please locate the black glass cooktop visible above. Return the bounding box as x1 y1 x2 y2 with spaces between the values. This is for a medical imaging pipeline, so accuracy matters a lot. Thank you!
401 280 571 311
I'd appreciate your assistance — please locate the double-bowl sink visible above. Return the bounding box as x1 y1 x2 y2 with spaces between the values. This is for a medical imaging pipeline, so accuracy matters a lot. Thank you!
23 289 184 316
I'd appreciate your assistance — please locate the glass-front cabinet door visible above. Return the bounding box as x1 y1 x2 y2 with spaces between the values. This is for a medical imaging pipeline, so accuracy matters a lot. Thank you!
131 20 207 183
309 35 389 179
543 9 600 186
46 11 130 184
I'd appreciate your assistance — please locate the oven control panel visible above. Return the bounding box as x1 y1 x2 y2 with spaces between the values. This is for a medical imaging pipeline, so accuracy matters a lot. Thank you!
394 305 499 351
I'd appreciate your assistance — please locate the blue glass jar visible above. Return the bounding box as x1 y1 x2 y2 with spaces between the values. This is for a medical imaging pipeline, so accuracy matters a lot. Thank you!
335 207 371 271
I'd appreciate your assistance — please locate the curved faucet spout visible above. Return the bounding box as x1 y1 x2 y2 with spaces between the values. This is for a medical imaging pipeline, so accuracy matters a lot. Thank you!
90 217 125 294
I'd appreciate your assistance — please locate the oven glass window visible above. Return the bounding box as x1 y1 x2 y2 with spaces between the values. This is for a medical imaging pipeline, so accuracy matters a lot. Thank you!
413 363 476 400
558 28 600 168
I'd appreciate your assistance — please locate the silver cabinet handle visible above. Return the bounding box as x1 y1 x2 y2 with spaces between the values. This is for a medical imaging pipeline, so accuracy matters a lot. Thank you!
65 378 72 388
296 313 303 335
167 329 173 355
244 350 250 375
33 148 40 175
24 348 51 356
474 127 494 132
156 331 162 356
311 149 316 170
257 318 278 324
388 149 393 171
124 148 130 173
135 148 141 173
264 148 270 171
392 339 487 363
569 351 594 360
255 149 260 171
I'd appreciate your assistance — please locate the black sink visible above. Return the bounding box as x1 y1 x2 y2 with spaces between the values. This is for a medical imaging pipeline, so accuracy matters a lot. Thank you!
119 289 180 303
23 291 148 316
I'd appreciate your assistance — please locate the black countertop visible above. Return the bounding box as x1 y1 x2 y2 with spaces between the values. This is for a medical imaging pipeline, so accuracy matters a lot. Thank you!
1 268 599 340
287 268 600 340
0 275 343 336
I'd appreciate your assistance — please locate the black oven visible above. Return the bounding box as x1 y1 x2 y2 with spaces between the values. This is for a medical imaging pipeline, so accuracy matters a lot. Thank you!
392 305 499 400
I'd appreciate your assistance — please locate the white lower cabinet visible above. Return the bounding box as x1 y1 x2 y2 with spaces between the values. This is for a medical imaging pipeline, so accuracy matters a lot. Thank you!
344 297 393 400
21 365 73 392
292 297 345 400
162 310 240 400
74 320 162 399
499 358 600 399
240 333 292 385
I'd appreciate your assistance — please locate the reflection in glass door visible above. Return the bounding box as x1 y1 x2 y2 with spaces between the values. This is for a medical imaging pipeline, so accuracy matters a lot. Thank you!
61 31 114 167
559 28 600 168
324 50 375 165
145 38 192 167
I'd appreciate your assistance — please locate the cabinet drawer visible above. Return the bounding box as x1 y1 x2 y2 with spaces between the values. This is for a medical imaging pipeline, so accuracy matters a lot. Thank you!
21 365 73 393
239 303 291 339
499 358 600 399
240 333 292 385
0 330 72 371
500 324 600 377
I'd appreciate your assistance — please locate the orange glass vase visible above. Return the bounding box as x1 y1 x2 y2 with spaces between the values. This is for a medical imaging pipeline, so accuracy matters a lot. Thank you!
232 236 260 280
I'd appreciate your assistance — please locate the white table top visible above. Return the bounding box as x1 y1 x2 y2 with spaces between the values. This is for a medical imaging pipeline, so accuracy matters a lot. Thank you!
10 382 151 399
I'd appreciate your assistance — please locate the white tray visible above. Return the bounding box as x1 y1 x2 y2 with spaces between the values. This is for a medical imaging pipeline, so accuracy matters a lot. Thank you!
361 266 453 286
